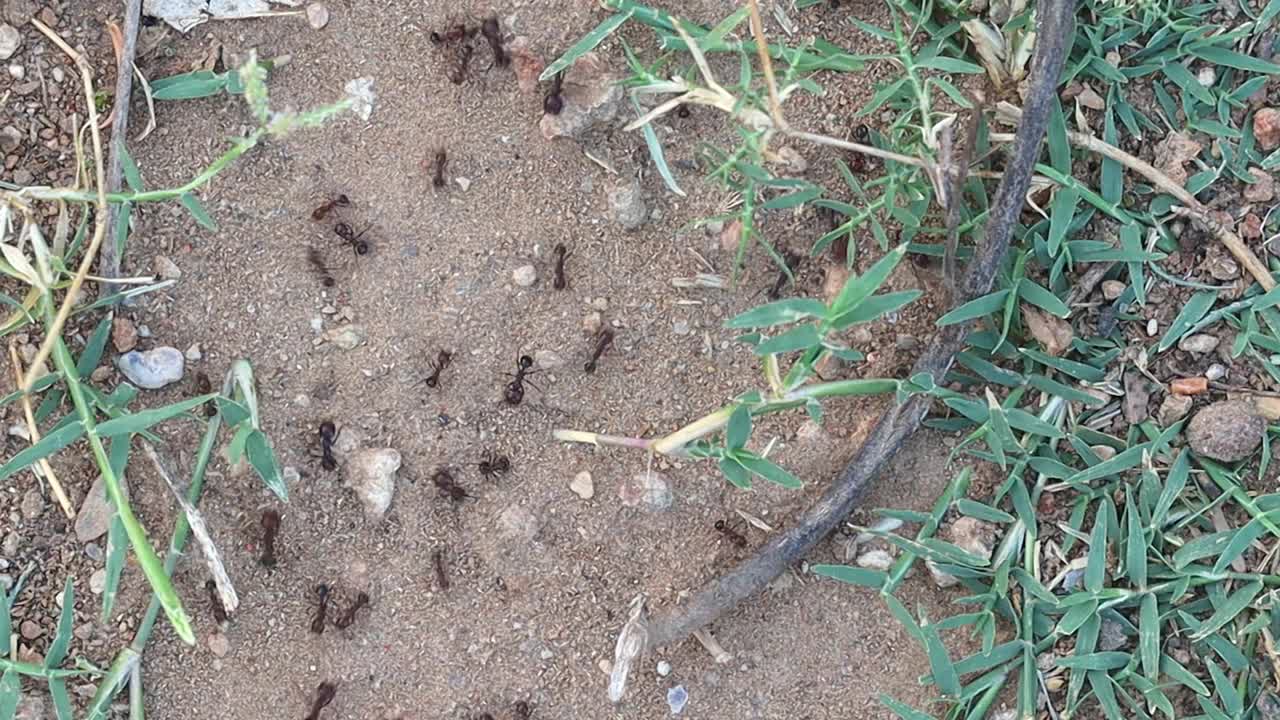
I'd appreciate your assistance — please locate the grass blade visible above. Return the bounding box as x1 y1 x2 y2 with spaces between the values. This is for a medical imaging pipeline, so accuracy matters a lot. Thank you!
831 243 909 317
95 395 216 437
540 10 634 81
1085 510 1108 593
178 193 216 231
44 577 75 668
1157 291 1217 352
1139 592 1159 682
632 98 685 197
0 669 18 720
936 289 1010 325
1191 581 1261 640
0 420 86 481
0 582 8 655
922 622 961 697
812 563 889 588
49 677 74 720
244 429 286 500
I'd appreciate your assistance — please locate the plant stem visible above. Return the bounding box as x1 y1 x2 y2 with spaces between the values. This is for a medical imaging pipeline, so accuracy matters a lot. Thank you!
550 429 653 450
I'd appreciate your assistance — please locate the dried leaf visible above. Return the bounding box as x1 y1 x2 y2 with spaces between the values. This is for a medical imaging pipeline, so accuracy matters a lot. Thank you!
1123 370 1150 425
1022 305 1073 356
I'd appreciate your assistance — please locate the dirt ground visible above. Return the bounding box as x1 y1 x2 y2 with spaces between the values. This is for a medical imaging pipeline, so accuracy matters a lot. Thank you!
0 1 1013 718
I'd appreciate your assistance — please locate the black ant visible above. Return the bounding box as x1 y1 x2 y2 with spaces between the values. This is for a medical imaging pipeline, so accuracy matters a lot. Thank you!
849 124 875 174
423 349 452 388
433 547 450 590
311 194 350 221
513 700 533 719
433 468 472 502
481 16 508 67
543 72 564 115
319 421 338 471
767 251 803 300
333 222 370 255
676 104 690 119
584 329 614 373
306 247 336 287
334 591 370 629
714 519 748 549
432 150 448 189
304 682 337 720
260 509 280 568
503 355 536 405
478 451 510 480
205 579 228 624
193 371 217 418
449 43 475 84
310 583 331 634
552 243 570 290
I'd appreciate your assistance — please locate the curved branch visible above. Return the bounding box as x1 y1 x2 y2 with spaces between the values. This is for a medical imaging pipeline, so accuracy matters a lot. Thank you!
610 0 1078 699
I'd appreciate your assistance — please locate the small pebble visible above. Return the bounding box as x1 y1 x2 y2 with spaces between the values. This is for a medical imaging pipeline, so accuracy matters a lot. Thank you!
306 2 329 28
1145 318 1158 337
512 264 538 287
672 320 690 335
1187 400 1265 462
111 316 138 353
322 324 365 350
89 569 106 594
117 347 185 389
185 343 203 361
20 488 42 520
570 471 594 500
855 549 893 571
583 312 603 335
7 63 22 79
208 632 230 657
20 619 41 640
83 542 103 562
657 660 672 677
0 23 20 60
666 685 688 715
533 349 564 369
154 255 181 280
455 176 471 191
1101 280 1126 300
51 67 64 83
346 448 401 520
1177 334 1219 354
1205 363 1227 381
619 471 672 510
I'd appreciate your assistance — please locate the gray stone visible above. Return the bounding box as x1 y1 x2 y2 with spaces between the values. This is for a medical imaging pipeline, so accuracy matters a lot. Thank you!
1099 618 1128 651
0 23 19 60
512 264 538 287
117 347 185 389
1177 333 1219 354
19 488 42 520
89 568 106 594
75 475 128 543
1187 400 1265 462
537 52 622 139
322 324 365 350
1157 394 1193 427
346 448 400 520
608 179 648 231
153 255 181 280
569 471 594 500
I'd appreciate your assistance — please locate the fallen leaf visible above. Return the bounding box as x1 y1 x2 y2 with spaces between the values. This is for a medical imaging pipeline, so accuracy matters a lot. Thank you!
1022 306 1073 356
1123 370 1149 425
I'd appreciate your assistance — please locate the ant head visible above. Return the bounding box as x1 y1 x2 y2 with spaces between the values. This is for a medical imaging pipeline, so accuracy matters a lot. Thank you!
316 583 330 596
853 124 870 142
714 519 726 530
518 355 534 369
543 93 564 115
319 421 337 438
355 240 370 255
334 222 352 237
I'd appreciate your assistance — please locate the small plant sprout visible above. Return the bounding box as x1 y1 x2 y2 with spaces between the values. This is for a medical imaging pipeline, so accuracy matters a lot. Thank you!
556 243 921 488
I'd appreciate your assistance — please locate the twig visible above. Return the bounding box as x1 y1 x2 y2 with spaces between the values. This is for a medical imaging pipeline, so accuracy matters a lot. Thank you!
603 0 1077 701
992 111 1275 292
7 343 74 518
21 20 107 394
745 0 786 135
100 0 143 297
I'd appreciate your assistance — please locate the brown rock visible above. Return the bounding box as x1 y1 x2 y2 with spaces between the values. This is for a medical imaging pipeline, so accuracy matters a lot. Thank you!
3 0 37 24
1101 280 1126 300
1243 167 1274 203
509 37 544 95
1241 213 1263 241
1255 108 1280 151
1153 131 1202 187
1187 400 1265 462
537 52 621 139
111 316 138 352
19 619 41 640
1157 394 1193 426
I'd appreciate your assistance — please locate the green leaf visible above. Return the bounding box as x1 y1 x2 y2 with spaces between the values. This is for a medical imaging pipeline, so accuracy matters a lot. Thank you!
244 428 286 500
812 563 888 588
44 577 74 668
119 144 144 191
0 582 9 656
101 512 126 623
879 695 934 720
829 290 922 329
0 669 18 720
49 677 74 720
96 395 215 437
1125 492 1147 589
754 324 822 355
936 289 1011 325
918 56 984 73
763 185 823 210
540 10 633 80
1018 280 1070 318
1162 653 1210 695
718 456 752 489
150 69 229 100
1191 580 1262 640
1190 45 1280 74
735 452 802 489
955 499 1014 524
1212 511 1276 573
830 243 909 318
78 316 114 376
1085 510 1108 593
179 192 216 231
1157 291 1217 352
922 623 961 697
1019 348 1106 382
1056 652 1131 670
1139 593 1159 682
0 420 86 481
1047 186 1079 255
726 404 751 450
726 298 827 328
635 101 684 197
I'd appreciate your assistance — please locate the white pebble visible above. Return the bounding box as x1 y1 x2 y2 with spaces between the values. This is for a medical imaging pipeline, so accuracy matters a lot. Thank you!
512 264 538 287
657 660 672 677
51 67 64 83
7 64 23 80
569 471 594 500
1146 318 1158 337
1205 363 1227 381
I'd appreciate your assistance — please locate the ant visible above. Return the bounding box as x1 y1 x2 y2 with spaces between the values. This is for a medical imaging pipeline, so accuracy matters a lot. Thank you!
333 222 370 255
849 124 875 174
676 104 690 119
433 547 449 590
306 247 336 288
334 591 370 629
478 451 510 480
433 468 472 502
311 194 350 221
513 700 533 719
193 371 217 418
304 682 337 720
714 519 748 549
430 22 470 45
205 579 228 624
767 251 803 300
503 355 536 405
423 349 452 388
481 16 508 67
260 509 281 567
258 507 281 563
552 243 570 290
584 329 614 373
432 150 448 189
449 43 475 84
318 421 338 471
543 71 564 115
310 583 331 634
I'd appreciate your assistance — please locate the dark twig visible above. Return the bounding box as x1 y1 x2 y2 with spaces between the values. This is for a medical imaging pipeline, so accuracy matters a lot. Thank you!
101 0 142 298
610 0 1077 698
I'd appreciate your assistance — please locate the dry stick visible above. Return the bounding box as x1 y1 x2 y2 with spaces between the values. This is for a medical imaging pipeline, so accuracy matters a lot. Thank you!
991 116 1275 291
7 343 74 518
613 0 1077 692
21 20 108 393
745 0 786 134
100 0 143 297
